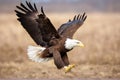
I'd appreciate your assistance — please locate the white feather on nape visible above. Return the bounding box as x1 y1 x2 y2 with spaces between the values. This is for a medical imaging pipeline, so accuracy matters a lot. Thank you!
27 45 52 63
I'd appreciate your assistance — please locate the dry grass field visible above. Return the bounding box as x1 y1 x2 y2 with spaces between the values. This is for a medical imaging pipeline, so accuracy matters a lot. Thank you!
0 13 120 78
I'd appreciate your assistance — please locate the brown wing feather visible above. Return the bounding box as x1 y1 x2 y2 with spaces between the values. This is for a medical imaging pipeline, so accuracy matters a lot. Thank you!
15 1 60 47
36 7 60 42
58 13 87 38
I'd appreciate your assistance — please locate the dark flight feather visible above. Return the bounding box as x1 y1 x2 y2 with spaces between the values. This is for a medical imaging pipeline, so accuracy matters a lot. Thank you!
20 3 31 12
16 6 28 13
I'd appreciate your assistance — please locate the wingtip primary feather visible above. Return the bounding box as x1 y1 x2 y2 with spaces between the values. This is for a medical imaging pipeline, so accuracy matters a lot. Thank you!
68 19 71 22
14 10 25 17
73 15 76 20
41 6 45 16
83 15 87 21
34 3 38 12
77 14 80 20
26 1 29 5
16 6 27 13
28 2 35 11
82 12 87 21
82 12 86 19
20 2 31 12
78 12 87 21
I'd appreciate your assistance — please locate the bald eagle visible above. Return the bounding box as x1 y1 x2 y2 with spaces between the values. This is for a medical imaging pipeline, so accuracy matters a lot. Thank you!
15 1 87 72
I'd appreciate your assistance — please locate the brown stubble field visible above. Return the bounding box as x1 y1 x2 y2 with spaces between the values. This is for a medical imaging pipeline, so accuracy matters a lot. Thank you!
0 13 120 78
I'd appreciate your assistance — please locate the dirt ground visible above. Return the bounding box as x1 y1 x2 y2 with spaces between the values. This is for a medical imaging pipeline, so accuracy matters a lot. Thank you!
0 13 120 78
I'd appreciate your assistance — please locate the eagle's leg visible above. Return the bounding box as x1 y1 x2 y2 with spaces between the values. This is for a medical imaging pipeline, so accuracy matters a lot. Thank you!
62 53 75 72
62 53 69 66
51 48 65 69
64 64 75 73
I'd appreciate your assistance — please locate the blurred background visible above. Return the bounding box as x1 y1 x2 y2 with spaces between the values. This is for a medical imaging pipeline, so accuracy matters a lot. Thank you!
0 0 120 78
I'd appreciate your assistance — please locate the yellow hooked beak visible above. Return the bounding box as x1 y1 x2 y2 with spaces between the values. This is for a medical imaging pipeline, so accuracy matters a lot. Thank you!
77 42 84 47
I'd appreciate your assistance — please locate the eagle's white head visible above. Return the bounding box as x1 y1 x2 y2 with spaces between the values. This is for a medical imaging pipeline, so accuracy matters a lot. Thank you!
65 38 84 50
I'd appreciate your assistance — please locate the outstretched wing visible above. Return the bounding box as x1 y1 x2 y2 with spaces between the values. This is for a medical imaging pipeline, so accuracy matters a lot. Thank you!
58 13 87 38
15 1 60 47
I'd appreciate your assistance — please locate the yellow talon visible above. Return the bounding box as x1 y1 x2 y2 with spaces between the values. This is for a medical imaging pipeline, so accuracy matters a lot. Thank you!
64 66 71 73
69 64 75 68
64 64 75 73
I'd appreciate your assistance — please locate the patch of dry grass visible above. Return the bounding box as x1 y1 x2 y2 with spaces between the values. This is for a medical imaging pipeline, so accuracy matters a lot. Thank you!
0 13 120 78
0 62 120 78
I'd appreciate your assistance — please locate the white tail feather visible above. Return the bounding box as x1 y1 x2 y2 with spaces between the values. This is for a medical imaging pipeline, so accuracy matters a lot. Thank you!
27 45 52 62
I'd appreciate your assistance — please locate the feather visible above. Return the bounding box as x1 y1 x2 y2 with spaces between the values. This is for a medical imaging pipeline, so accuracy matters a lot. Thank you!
20 3 31 12
16 6 27 13
73 15 76 20
41 6 45 16
77 14 80 20
58 13 87 38
34 3 38 12
27 45 52 62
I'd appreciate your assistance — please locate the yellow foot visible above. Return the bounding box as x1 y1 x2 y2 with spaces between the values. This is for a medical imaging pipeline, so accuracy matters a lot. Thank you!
69 64 75 68
64 64 76 73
